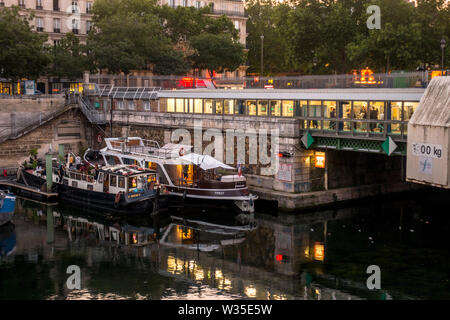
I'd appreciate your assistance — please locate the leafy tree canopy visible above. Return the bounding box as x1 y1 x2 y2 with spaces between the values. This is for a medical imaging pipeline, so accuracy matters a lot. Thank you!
0 6 50 81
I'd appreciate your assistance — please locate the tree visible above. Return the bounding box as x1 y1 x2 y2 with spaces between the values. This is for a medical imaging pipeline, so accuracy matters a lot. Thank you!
188 33 245 77
87 0 171 74
245 0 296 75
346 0 422 72
49 33 91 80
152 49 191 75
0 7 50 81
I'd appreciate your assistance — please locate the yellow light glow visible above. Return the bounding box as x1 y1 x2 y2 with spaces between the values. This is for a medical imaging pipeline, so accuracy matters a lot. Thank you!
315 152 326 168
195 268 204 281
304 247 310 258
176 225 193 240
245 286 257 298
314 243 325 261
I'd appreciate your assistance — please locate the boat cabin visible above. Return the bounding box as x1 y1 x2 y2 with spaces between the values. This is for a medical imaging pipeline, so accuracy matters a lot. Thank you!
54 164 157 195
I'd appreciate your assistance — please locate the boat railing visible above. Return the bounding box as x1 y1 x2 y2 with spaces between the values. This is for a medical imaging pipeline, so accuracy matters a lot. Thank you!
110 139 178 159
58 168 97 183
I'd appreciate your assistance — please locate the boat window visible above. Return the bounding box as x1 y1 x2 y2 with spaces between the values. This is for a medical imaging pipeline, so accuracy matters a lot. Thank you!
63 178 69 185
123 158 135 165
87 184 93 191
156 165 169 184
118 176 125 188
98 172 103 183
145 161 157 170
72 181 78 188
110 175 117 187
105 155 120 165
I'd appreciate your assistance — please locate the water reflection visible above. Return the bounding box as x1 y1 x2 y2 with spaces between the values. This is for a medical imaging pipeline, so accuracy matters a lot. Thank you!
2 191 450 300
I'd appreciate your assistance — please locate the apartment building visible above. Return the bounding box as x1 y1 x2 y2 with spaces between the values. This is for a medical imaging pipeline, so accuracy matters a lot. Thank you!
0 0 94 45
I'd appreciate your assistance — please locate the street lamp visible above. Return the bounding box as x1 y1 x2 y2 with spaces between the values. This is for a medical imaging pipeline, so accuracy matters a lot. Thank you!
260 34 264 87
441 38 446 76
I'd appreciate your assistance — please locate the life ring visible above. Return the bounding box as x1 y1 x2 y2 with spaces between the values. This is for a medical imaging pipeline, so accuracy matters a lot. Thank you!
114 192 121 208
179 147 185 157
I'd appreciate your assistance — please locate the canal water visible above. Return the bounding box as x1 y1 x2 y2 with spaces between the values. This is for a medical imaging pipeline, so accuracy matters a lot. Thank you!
1 189 450 300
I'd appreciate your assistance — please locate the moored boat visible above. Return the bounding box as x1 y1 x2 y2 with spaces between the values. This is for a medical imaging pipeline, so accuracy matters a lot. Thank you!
0 190 16 226
20 163 165 215
95 137 258 214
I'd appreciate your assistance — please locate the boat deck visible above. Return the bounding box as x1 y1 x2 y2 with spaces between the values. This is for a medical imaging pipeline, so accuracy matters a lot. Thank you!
0 178 58 201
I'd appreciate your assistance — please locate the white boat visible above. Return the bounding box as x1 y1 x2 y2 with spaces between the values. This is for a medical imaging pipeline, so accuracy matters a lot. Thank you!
93 137 258 214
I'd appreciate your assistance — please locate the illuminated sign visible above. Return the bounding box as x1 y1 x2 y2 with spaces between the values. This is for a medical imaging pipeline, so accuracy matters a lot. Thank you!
314 152 326 168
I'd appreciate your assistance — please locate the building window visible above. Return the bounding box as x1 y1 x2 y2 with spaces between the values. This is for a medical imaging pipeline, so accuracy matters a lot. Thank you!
127 100 135 110
53 18 60 33
53 39 61 46
195 1 200 8
72 1 78 13
53 0 59 11
282 100 294 117
194 99 202 113
224 100 234 114
175 99 184 112
18 0 25 8
257 100 268 116
36 0 43 9
183 0 188 6
169 0 175 8
167 99 175 112
144 101 150 111
36 17 44 32
72 18 79 34
86 1 93 13
86 21 92 33
204 99 213 114
270 100 281 116
117 101 124 110
234 21 240 31
247 100 257 116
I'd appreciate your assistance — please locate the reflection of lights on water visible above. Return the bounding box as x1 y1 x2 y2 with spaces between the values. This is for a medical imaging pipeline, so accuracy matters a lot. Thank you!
188 260 196 273
195 268 204 281
304 247 310 258
215 270 223 280
269 293 287 300
245 286 257 298
314 243 324 261
167 256 184 274
218 278 232 291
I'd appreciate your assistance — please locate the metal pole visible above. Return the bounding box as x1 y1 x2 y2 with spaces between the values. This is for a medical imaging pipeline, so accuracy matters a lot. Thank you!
45 152 52 192
260 34 264 88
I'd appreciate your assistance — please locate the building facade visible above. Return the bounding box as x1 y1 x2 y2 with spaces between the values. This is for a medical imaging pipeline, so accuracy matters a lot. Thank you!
1 0 94 45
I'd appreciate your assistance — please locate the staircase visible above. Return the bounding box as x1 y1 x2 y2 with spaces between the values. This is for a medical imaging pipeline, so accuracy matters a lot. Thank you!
0 102 77 144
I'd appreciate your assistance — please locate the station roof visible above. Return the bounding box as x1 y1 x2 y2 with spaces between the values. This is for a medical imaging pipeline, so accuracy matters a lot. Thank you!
409 77 450 128
158 88 425 102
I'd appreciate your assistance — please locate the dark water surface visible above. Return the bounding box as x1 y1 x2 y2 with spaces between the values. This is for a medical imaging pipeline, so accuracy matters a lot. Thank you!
1 190 450 300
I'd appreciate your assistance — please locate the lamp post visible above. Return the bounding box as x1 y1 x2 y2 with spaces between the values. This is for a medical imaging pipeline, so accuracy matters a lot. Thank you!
260 34 264 88
441 38 446 76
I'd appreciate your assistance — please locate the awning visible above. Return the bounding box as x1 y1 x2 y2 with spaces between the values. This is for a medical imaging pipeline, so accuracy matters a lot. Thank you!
179 153 235 170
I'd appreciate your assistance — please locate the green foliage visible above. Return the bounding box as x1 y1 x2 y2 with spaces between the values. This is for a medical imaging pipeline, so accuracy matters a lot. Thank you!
87 0 169 74
30 148 38 157
188 33 245 75
246 0 450 74
48 33 92 79
0 7 50 81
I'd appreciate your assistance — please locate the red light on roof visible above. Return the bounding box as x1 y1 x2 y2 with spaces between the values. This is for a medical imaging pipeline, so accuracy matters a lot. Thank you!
276 254 283 262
